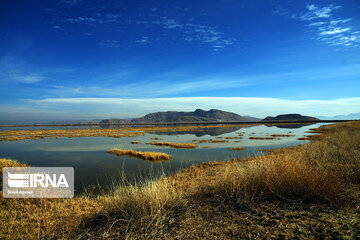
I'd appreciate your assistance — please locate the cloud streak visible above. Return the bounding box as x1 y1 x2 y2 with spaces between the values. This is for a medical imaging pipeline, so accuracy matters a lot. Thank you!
4 71 45 84
60 6 234 51
295 4 360 47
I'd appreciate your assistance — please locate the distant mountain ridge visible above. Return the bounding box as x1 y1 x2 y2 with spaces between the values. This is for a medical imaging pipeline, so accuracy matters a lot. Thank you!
261 114 319 122
100 109 260 124
316 113 360 120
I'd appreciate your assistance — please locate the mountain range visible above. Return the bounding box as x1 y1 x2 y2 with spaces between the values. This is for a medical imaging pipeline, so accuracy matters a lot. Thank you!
100 110 321 124
316 113 360 120
100 109 260 124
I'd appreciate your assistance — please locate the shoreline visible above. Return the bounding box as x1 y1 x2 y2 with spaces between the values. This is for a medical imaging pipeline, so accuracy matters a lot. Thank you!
0 119 356 128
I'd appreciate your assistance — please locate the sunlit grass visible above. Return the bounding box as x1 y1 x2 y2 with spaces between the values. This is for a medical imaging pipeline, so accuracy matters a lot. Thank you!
146 141 197 149
209 139 229 143
227 147 245 151
249 136 276 140
270 134 295 137
107 149 172 161
0 158 27 174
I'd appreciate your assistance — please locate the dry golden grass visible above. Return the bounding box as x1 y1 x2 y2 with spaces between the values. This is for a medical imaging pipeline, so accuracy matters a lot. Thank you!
107 149 172 161
249 136 276 140
0 158 27 174
0 121 359 239
209 139 229 143
297 137 308 140
270 134 295 137
146 142 197 149
228 147 245 151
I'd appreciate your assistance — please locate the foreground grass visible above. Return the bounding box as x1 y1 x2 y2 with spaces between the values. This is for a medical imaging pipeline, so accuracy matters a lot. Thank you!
1 121 360 239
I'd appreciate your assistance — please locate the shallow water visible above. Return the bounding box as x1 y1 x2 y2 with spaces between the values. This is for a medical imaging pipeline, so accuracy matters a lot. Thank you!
0 123 323 194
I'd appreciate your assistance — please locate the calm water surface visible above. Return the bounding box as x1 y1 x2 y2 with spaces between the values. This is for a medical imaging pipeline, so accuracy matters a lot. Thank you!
0 123 324 194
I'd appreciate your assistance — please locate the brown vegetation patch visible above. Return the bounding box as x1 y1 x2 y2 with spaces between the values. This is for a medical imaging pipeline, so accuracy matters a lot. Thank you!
227 147 245 151
209 139 229 143
107 149 171 161
249 136 276 140
298 137 308 140
0 159 27 174
146 142 197 149
270 134 295 137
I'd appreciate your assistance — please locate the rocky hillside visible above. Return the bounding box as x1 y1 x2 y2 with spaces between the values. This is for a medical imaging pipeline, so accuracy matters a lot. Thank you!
100 109 260 123
262 114 319 122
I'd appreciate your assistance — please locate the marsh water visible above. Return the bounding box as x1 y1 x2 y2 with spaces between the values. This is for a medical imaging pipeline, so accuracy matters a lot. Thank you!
0 123 323 194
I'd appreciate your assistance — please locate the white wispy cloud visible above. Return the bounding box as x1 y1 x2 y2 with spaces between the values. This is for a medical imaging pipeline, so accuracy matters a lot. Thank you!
65 16 104 24
59 7 234 51
319 27 351 36
5 71 44 84
296 4 360 47
300 4 341 20
135 36 150 44
330 18 352 25
60 0 82 6
99 40 120 48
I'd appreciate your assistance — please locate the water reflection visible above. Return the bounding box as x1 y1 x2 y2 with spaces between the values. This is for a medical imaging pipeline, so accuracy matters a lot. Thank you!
153 126 244 137
263 123 314 129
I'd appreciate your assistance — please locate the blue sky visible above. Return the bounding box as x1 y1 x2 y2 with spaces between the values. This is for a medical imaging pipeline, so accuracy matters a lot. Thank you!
1 0 360 121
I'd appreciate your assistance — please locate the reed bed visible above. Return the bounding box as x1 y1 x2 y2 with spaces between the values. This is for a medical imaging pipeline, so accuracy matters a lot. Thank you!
209 139 229 143
227 147 245 151
270 134 295 137
107 149 172 161
0 158 27 174
146 142 197 149
249 136 276 140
